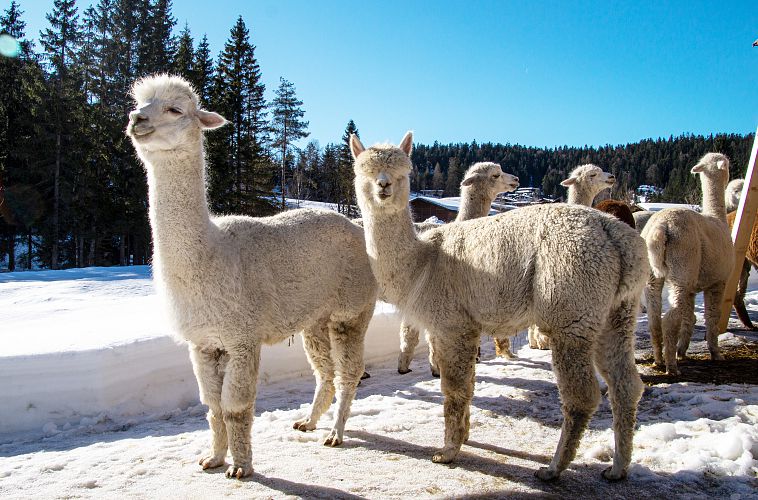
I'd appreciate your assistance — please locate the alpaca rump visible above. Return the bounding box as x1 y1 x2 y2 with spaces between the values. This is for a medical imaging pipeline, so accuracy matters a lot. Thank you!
126 74 377 479
727 209 758 330
351 132 647 482
642 153 734 375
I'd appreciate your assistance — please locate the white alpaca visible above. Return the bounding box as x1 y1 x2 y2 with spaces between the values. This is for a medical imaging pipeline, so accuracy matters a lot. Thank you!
527 164 618 350
397 162 519 374
642 153 734 375
126 75 377 479
725 178 744 213
352 132 647 481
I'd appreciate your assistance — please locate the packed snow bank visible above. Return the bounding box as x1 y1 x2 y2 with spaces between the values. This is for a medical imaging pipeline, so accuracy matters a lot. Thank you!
0 266 405 438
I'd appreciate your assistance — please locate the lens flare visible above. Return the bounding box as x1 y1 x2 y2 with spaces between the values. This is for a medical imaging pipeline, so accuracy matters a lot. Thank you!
0 34 21 58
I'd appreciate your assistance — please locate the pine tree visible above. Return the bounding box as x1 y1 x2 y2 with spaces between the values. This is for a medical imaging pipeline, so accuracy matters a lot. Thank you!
271 77 309 209
431 162 445 192
191 34 213 106
172 22 193 80
444 157 462 196
337 120 359 215
40 0 84 268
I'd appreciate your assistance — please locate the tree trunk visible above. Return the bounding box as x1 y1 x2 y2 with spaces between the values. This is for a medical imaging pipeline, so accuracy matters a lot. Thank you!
87 226 96 267
119 232 127 266
7 227 15 272
52 132 61 269
27 229 32 270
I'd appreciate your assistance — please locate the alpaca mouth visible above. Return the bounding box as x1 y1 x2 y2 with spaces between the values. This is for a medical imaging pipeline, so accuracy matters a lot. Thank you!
130 125 155 138
378 193 391 200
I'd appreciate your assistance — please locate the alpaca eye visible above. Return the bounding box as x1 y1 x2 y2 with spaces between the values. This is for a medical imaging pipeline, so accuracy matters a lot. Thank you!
493 174 500 178
167 107 182 115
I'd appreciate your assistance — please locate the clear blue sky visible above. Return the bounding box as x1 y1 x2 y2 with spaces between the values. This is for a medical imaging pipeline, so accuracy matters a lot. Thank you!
14 0 758 148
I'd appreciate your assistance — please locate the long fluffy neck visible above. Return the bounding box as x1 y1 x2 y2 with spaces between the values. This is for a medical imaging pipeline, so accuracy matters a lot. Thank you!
700 175 727 222
142 141 213 270
360 203 427 306
567 184 598 206
456 187 491 221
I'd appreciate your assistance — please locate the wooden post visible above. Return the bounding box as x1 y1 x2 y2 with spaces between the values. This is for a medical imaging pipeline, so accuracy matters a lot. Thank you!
719 126 758 332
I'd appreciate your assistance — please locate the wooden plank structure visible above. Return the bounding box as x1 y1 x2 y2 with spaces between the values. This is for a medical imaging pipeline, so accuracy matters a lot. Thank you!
719 127 758 332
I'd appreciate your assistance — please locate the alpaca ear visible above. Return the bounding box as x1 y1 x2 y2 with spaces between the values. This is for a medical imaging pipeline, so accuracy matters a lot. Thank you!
461 176 477 187
399 131 413 157
690 164 704 174
350 134 365 159
197 110 227 130
560 177 576 187
716 160 726 170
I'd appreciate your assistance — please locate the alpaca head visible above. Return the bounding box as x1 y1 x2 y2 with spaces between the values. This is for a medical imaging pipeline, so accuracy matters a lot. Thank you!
691 152 729 186
460 162 519 199
560 164 615 198
126 74 226 154
725 178 744 212
351 132 414 213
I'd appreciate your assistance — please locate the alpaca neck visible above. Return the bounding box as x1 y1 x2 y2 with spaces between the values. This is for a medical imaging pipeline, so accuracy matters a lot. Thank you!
361 205 427 306
143 141 213 269
701 176 727 222
567 185 597 206
456 187 491 221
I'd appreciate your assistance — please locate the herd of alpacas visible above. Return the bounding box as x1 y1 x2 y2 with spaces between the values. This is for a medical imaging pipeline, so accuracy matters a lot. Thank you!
126 75 738 482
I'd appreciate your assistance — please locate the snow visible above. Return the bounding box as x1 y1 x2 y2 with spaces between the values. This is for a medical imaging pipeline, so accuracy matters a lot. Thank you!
637 202 701 212
1 266 757 498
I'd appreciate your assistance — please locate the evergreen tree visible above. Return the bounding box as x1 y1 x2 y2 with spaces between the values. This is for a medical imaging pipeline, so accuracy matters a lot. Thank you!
191 34 213 106
444 157 462 196
431 162 445 191
171 22 193 80
271 77 309 209
337 120 359 215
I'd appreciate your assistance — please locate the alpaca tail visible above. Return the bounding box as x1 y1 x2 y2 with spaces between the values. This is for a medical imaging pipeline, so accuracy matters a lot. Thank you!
600 216 651 302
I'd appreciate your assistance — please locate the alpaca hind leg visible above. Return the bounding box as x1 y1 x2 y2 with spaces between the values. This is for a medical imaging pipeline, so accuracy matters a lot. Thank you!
594 301 644 481
703 285 726 361
431 329 478 464
398 321 420 374
667 286 695 363
494 335 516 359
536 332 600 481
295 324 336 432
645 277 664 367
189 345 228 470
733 260 755 330
220 345 261 479
426 331 440 377
324 306 372 446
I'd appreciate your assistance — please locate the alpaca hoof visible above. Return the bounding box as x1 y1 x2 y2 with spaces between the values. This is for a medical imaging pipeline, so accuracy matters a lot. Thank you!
710 352 724 361
499 351 517 360
199 455 225 470
601 466 627 482
361 371 371 380
293 419 316 432
323 431 343 447
665 367 680 376
432 447 457 464
534 467 560 482
430 365 440 378
225 464 252 479
397 367 412 374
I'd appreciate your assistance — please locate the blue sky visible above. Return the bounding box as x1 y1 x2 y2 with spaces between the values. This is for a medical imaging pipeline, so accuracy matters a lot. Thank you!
14 0 758 148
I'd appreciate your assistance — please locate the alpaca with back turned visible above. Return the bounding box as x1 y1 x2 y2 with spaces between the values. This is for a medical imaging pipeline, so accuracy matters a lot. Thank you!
351 131 647 481
126 75 377 479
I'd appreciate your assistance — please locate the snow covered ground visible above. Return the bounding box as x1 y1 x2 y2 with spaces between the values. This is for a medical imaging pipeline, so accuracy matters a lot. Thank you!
1 266 757 499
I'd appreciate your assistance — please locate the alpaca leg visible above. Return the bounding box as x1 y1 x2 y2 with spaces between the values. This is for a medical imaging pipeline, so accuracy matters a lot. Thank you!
536 333 600 481
733 260 755 330
189 345 228 470
528 325 550 350
494 335 516 359
431 330 478 464
398 321 420 374
703 285 725 361
426 331 440 377
220 346 260 479
661 285 693 375
669 286 696 363
645 277 665 367
324 307 372 447
594 301 644 481
295 325 336 432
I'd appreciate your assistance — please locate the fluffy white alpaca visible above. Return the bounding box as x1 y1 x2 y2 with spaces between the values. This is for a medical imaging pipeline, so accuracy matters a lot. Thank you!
725 178 744 213
642 153 734 375
527 164 619 350
397 162 519 374
352 132 647 481
126 75 377 479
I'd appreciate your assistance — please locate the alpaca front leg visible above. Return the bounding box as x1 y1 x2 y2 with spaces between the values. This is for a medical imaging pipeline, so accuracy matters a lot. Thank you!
220 346 260 479
733 260 755 330
703 285 726 361
397 321 420 374
645 277 664 367
426 331 440 377
536 334 600 481
189 345 228 470
432 331 478 464
296 328 336 432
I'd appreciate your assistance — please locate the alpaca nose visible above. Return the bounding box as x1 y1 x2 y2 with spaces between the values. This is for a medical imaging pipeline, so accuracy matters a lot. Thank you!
377 173 392 189
130 110 147 123
513 176 519 183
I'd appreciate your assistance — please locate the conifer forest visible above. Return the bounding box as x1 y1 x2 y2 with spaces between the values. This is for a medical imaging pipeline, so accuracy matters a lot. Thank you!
1 0 754 271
